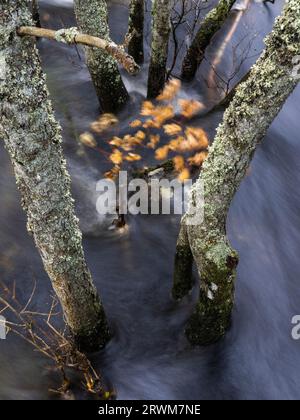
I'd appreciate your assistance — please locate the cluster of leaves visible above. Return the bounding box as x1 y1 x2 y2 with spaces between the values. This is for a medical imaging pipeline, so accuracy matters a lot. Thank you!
79 79 209 182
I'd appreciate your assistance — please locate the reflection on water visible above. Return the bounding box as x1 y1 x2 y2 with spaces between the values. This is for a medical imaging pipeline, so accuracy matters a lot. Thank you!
1 0 300 400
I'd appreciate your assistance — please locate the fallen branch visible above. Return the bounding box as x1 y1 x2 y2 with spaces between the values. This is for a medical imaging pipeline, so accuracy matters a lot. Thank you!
17 26 140 75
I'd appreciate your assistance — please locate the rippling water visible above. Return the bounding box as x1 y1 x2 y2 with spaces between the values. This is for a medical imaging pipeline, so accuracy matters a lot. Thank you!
0 0 300 400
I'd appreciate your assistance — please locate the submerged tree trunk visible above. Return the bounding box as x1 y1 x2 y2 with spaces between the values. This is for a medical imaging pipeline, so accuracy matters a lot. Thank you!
181 0 236 81
174 0 300 345
0 0 110 352
74 0 129 112
147 0 172 98
127 0 144 64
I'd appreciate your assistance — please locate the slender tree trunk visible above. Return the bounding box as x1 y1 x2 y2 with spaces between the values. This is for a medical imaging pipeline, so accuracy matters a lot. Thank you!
74 0 129 112
181 0 236 81
127 0 144 64
0 0 110 352
32 0 41 28
174 0 300 345
147 0 172 98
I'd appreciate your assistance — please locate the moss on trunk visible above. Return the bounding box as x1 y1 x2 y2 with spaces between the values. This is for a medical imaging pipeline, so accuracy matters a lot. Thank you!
175 0 300 345
147 0 171 98
0 0 110 352
74 0 129 112
181 0 236 81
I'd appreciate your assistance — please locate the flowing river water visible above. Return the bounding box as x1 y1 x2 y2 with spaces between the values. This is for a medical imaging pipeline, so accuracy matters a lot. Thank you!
0 0 300 400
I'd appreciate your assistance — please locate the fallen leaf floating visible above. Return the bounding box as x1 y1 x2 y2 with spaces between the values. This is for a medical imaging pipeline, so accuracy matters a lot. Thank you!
130 119 142 128
188 151 209 167
178 168 190 182
155 145 170 161
109 149 123 165
157 79 181 101
79 132 97 148
179 99 204 119
90 113 119 134
163 124 182 136
125 153 142 162
173 155 185 171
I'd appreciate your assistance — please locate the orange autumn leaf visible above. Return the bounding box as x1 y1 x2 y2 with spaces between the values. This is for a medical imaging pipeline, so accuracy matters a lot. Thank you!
179 99 204 119
90 113 118 133
157 79 181 101
105 165 120 180
185 127 209 149
135 130 146 141
188 151 208 167
130 119 142 128
125 153 142 162
109 136 123 147
173 155 185 172
178 168 190 182
147 134 160 149
168 136 185 151
109 149 123 165
79 132 97 148
154 105 175 126
155 145 169 160
163 123 182 136
140 101 155 116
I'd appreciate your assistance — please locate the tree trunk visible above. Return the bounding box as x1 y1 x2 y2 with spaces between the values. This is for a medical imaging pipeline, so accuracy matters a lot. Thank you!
147 0 171 98
74 0 129 112
174 0 300 345
0 0 110 353
32 0 41 28
127 0 144 64
181 0 236 81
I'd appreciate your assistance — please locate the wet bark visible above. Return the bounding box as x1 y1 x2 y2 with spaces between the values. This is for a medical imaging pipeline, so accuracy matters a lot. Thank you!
147 0 172 98
0 0 110 352
174 0 300 345
74 0 129 112
181 0 236 81
127 0 144 64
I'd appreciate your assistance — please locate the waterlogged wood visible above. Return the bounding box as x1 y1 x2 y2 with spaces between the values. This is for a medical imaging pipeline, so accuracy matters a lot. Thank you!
127 0 145 64
0 0 110 352
74 0 129 112
17 26 140 75
181 0 236 81
147 0 172 98
174 0 300 345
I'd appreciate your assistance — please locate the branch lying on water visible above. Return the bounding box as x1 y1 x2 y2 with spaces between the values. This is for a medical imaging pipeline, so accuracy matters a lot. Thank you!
17 26 140 75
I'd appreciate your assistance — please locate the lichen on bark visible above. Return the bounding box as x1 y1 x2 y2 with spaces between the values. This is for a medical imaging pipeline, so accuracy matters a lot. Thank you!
74 0 129 112
0 0 110 352
181 0 236 81
147 0 172 98
174 0 300 345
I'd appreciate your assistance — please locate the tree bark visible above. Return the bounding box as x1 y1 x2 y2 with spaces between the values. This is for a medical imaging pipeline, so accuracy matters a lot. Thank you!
127 0 144 64
74 0 129 112
174 0 300 345
181 0 236 81
147 0 172 98
0 0 110 352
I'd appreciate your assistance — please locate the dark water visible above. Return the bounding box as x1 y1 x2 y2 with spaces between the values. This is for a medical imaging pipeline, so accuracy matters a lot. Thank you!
1 0 300 400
